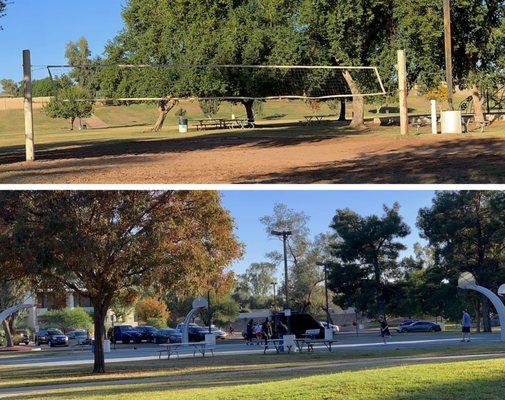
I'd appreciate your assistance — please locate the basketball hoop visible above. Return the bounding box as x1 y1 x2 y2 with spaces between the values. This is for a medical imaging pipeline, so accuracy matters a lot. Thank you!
458 272 477 289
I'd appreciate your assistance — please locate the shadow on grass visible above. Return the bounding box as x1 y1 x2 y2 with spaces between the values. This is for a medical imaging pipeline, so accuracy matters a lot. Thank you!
239 137 505 184
0 121 367 165
5 358 505 400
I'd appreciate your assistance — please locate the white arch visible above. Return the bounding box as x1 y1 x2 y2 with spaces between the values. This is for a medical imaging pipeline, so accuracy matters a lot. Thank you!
0 297 36 327
459 282 505 341
181 298 208 345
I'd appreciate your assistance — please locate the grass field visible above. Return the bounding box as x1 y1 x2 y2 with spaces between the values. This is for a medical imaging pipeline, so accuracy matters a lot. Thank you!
0 97 503 184
1 344 505 399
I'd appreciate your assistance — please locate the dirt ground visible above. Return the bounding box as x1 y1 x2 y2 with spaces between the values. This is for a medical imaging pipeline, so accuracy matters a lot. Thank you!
0 121 504 184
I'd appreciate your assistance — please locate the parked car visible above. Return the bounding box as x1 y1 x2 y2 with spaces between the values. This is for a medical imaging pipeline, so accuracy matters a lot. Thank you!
396 321 441 333
36 329 69 347
319 321 340 333
398 319 419 327
108 325 142 344
154 328 182 344
67 330 91 345
175 324 207 342
35 328 52 345
134 326 159 343
199 325 227 340
14 329 30 345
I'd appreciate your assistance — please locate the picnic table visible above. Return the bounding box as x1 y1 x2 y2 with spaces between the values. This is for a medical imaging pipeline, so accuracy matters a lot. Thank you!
263 339 294 354
294 338 338 353
195 119 226 131
157 342 215 359
303 115 333 125
223 119 254 129
410 115 491 134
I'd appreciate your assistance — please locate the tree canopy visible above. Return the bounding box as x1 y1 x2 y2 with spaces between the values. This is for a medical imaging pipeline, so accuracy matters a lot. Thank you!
5 191 243 373
328 204 411 319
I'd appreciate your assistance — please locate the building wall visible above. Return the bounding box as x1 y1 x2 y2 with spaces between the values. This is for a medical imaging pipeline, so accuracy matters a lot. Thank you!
0 97 50 111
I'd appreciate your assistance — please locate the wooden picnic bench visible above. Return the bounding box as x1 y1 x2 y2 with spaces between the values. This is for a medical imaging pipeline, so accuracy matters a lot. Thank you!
195 119 226 131
223 119 255 129
294 339 338 353
263 339 294 354
303 115 333 125
157 342 215 359
410 115 491 134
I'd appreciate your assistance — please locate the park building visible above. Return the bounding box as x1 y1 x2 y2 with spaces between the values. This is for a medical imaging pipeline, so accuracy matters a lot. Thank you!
21 290 135 330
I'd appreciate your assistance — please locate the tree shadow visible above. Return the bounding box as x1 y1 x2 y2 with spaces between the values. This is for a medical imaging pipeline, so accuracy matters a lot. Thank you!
238 137 505 184
0 121 367 165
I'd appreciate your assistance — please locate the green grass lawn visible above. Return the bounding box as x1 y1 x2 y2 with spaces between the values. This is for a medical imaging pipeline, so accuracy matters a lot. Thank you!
1 344 505 399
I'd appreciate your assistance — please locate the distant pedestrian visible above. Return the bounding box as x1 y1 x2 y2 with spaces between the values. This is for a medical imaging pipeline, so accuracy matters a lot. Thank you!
246 319 254 345
461 310 472 342
262 318 273 345
228 324 234 337
380 317 391 345
277 321 289 352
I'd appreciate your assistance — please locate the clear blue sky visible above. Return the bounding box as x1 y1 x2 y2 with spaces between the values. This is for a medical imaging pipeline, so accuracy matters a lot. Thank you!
1 0 125 81
220 190 436 277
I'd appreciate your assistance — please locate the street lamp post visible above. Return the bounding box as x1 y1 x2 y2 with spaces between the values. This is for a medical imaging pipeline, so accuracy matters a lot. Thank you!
271 282 277 310
443 0 454 110
270 230 292 307
317 262 331 326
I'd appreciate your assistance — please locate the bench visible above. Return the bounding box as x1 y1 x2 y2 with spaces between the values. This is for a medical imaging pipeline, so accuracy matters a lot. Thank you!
263 339 294 354
157 342 215 360
295 339 338 353
196 119 226 131
304 115 333 125
461 116 491 133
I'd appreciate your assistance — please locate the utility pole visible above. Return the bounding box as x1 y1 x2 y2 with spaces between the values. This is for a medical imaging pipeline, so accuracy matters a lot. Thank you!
271 282 277 310
397 50 409 135
23 50 35 161
317 262 331 326
271 230 292 307
443 0 454 110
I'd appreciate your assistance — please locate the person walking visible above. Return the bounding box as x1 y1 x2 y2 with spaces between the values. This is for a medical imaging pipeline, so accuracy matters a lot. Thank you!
380 317 391 345
277 321 288 353
262 318 273 346
461 310 472 342
246 319 254 345
228 324 234 337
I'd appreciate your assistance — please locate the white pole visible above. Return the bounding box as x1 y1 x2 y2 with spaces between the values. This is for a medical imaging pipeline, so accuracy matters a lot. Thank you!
23 50 35 162
397 50 409 135
431 100 438 134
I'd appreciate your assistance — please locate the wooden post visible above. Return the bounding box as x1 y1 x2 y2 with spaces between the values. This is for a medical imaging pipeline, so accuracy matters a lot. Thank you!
443 0 454 111
23 50 35 162
397 50 409 135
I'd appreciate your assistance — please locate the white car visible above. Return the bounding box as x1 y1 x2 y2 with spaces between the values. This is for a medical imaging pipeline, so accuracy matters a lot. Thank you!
320 321 340 333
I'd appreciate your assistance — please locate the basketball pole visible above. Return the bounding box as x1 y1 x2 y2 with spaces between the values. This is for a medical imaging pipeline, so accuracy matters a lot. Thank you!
23 49 35 162
397 50 409 135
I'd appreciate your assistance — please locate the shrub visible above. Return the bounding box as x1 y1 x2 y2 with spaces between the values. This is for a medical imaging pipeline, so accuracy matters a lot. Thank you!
135 297 169 324
38 308 93 333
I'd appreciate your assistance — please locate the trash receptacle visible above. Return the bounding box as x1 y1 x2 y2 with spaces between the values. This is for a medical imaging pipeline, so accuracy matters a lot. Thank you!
179 117 188 133
103 339 111 353
441 111 462 134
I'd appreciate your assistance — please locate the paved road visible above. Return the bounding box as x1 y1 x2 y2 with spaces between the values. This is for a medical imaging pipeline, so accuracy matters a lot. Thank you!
0 332 502 368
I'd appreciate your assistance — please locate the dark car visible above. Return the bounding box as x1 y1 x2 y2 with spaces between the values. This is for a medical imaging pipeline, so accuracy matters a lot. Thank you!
134 326 159 343
36 329 68 347
35 328 49 345
14 329 30 345
272 312 325 339
396 321 442 333
175 324 206 342
154 328 181 344
109 325 142 344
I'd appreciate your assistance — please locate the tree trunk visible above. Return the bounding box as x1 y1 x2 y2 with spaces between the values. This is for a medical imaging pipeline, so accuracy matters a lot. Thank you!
342 70 364 129
242 99 255 124
2 319 14 348
482 296 492 333
70 117 75 131
338 99 346 121
92 304 109 374
152 96 178 132
471 84 485 123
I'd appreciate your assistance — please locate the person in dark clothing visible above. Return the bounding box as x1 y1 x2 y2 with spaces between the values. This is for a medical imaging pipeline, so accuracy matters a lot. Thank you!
380 317 391 344
262 318 273 345
246 319 254 345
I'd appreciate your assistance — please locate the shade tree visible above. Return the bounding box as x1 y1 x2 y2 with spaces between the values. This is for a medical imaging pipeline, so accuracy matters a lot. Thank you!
8 191 242 373
327 204 411 319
